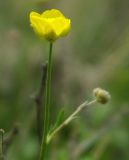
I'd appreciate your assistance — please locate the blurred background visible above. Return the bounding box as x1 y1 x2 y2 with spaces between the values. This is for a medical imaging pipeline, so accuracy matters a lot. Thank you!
0 0 129 159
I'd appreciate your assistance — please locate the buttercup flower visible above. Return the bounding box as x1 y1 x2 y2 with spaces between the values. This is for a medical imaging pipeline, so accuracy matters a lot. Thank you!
30 9 71 41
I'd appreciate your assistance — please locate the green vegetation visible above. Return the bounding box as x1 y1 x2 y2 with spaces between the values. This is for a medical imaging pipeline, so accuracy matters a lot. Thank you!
0 0 129 159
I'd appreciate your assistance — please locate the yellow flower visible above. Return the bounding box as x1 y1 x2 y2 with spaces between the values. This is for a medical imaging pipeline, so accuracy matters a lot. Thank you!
30 9 71 42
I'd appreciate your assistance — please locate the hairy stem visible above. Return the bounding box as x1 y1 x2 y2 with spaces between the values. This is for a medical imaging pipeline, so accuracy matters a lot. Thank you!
47 99 97 144
39 42 53 160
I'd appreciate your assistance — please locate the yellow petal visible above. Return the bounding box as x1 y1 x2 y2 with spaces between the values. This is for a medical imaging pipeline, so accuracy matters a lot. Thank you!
59 19 71 36
51 17 71 37
30 15 57 41
41 9 64 18
30 11 41 18
30 15 50 36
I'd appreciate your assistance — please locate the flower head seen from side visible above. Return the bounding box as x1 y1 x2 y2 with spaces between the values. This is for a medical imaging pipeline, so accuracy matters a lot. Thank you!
29 9 71 42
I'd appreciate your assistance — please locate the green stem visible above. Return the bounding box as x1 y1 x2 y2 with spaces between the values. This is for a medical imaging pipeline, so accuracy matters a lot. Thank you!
46 99 97 144
39 42 53 160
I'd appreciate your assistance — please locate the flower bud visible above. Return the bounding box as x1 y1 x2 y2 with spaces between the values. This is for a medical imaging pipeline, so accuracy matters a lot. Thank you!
93 88 111 104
